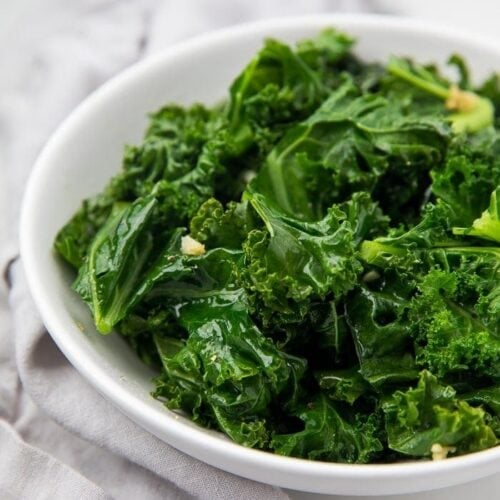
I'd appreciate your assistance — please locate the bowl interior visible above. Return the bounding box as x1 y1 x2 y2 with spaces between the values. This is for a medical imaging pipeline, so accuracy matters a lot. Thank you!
21 15 500 496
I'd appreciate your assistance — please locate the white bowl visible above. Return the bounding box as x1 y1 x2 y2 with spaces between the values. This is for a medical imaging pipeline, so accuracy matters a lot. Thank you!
20 14 500 496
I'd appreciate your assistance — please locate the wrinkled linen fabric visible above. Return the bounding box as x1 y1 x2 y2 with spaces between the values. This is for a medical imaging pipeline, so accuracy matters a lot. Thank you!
0 1 367 499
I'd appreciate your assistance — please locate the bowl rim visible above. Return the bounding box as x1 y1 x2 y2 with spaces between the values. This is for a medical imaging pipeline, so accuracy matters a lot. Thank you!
20 13 500 494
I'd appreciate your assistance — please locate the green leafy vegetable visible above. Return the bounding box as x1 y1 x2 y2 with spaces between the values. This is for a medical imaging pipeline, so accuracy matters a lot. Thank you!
74 197 157 333
55 29 500 463
252 79 449 221
316 368 371 404
388 57 494 133
453 187 500 242
430 135 500 225
383 371 497 457
243 189 362 317
272 394 383 463
408 268 500 381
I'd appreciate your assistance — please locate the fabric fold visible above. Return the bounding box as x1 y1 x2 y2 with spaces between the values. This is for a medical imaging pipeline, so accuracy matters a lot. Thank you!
0 420 109 500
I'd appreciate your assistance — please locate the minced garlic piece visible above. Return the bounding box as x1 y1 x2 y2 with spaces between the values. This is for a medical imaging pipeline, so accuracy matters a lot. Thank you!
362 270 381 283
431 443 456 461
181 235 206 256
242 169 257 183
445 85 478 112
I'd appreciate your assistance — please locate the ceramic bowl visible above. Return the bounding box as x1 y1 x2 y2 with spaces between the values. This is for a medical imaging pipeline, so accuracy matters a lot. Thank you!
20 14 500 496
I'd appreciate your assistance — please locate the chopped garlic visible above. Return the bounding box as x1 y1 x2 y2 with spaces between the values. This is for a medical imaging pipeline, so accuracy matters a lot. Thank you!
242 169 257 183
445 85 478 112
431 443 456 461
181 235 206 256
362 270 381 283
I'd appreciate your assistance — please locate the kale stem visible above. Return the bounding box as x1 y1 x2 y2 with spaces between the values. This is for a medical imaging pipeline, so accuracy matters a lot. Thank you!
388 59 449 100
387 57 494 133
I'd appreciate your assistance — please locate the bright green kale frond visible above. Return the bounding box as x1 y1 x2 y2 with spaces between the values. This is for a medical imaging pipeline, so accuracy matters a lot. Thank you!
408 265 500 381
430 135 500 225
359 202 458 267
243 190 362 317
189 198 254 249
383 371 497 457
453 187 500 243
388 57 494 133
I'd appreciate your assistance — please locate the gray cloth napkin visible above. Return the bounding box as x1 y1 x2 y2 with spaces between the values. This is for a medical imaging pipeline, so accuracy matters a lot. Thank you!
0 1 367 499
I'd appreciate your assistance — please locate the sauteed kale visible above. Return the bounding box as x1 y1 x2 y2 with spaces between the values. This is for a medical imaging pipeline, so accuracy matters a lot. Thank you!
55 29 499 463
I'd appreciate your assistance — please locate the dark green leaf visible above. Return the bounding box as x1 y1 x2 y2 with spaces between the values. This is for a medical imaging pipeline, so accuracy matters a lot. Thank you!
271 394 383 463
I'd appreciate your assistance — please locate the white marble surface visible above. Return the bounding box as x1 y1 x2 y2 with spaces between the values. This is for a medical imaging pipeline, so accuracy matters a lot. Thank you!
0 0 34 43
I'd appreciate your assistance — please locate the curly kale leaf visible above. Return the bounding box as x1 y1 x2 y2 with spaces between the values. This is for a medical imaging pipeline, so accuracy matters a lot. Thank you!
150 249 307 446
189 198 254 249
431 153 500 225
110 105 217 200
345 269 419 388
252 79 449 221
360 198 500 274
453 187 500 243
227 29 354 152
383 371 497 457
359 202 459 268
243 190 362 318
360 208 499 383
271 394 383 463
408 268 500 381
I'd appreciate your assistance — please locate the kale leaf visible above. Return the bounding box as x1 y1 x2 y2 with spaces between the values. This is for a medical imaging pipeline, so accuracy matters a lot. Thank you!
271 394 383 463
383 371 497 457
